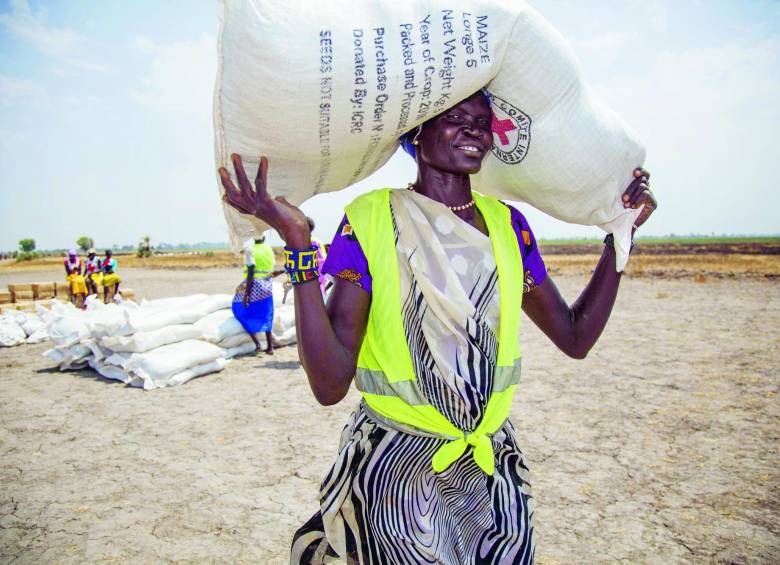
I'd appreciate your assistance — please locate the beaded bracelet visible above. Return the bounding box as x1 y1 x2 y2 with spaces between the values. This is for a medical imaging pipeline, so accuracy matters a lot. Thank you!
288 269 319 285
283 246 320 285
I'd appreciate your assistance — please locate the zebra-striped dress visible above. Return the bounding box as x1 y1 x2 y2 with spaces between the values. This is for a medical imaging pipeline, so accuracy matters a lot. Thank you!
292 190 537 564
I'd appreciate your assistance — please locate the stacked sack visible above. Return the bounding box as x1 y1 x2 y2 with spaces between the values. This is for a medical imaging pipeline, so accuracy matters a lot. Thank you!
41 285 299 389
0 304 52 347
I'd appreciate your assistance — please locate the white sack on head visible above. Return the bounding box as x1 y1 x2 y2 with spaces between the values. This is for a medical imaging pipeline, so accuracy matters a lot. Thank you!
215 0 645 270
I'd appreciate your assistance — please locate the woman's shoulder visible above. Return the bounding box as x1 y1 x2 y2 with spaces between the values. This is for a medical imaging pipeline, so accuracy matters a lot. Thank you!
502 202 531 228
345 187 397 210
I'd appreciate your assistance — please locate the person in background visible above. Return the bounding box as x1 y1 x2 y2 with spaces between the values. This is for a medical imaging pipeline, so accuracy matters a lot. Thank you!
307 216 329 294
101 249 121 303
64 249 88 308
83 248 102 297
232 234 283 354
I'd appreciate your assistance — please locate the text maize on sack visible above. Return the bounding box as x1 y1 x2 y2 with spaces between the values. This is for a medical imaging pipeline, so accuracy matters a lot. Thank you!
214 0 647 270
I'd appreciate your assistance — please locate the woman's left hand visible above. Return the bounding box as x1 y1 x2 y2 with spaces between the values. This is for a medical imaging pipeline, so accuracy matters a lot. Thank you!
622 167 657 230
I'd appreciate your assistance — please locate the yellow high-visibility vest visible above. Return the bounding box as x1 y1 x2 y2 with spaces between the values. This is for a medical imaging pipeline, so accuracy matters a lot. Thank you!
243 242 275 276
345 188 524 475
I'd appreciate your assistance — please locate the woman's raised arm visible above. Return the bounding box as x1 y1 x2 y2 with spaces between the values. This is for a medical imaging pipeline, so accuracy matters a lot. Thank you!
219 154 369 405
522 167 656 358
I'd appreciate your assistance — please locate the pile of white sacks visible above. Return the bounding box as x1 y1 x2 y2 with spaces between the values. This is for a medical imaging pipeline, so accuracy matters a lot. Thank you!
0 308 50 347
33 284 297 389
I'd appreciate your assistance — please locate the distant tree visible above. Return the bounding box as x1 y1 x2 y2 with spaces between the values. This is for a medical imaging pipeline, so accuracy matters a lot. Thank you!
76 236 94 253
137 235 153 258
19 238 36 252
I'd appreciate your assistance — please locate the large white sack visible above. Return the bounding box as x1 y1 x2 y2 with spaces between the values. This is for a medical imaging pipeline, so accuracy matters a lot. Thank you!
221 341 257 359
110 307 208 337
215 0 645 269
123 340 225 382
105 352 132 368
3 310 36 335
195 309 246 342
47 314 88 347
101 324 202 353
150 358 229 389
138 294 232 316
84 339 112 362
43 347 65 364
26 329 49 344
20 314 44 337
44 343 92 370
90 358 132 384
82 305 129 340
272 281 294 307
217 332 254 349
272 305 296 334
140 294 209 309
0 319 26 347
193 294 234 316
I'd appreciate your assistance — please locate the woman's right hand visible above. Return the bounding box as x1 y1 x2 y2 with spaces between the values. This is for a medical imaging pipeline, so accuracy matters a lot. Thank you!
218 154 311 247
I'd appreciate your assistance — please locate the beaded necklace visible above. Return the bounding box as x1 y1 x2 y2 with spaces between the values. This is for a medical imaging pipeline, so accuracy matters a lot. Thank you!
406 183 476 212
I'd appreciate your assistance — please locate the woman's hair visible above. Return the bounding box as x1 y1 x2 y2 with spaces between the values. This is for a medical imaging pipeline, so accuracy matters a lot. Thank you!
399 88 492 159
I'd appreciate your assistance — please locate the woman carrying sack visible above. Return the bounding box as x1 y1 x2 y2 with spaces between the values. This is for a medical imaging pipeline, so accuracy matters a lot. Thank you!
219 90 655 564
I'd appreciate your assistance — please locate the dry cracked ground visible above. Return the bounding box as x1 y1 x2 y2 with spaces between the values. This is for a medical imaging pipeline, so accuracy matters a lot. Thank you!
1 269 778 563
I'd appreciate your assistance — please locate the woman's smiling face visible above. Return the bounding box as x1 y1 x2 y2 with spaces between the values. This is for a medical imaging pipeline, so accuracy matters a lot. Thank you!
416 92 493 175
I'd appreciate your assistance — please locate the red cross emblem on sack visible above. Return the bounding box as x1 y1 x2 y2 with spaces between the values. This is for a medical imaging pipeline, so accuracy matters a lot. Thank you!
487 93 532 166
491 111 517 146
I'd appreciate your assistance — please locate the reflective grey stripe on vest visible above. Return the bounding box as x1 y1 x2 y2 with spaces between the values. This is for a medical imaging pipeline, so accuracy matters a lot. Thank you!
355 358 522 405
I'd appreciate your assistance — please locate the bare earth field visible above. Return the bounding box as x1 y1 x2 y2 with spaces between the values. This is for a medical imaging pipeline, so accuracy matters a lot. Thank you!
1 262 778 564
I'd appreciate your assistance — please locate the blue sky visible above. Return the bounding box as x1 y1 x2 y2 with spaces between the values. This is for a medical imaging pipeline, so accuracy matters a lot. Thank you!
1 0 778 251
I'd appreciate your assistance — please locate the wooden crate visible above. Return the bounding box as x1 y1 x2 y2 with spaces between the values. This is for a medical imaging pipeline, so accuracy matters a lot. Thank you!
0 289 10 304
8 283 33 302
31 282 56 300
54 282 70 299
11 289 34 302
